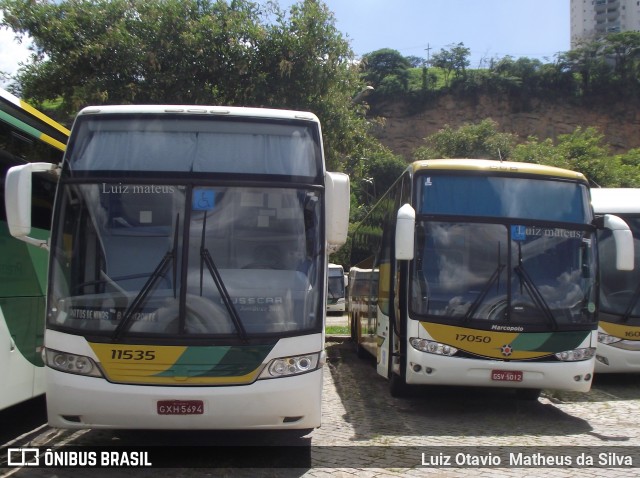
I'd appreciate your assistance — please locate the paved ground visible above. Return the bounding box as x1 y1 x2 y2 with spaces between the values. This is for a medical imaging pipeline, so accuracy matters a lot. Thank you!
307 314 640 477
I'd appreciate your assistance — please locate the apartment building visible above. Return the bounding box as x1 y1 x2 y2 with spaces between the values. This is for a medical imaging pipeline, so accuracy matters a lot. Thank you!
571 0 640 47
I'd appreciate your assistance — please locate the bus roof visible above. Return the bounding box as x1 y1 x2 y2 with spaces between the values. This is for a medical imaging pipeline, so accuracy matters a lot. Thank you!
76 105 320 123
591 188 640 214
411 159 587 182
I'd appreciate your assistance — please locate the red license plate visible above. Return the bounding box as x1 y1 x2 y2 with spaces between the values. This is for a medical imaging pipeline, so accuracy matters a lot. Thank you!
157 400 204 415
491 370 523 382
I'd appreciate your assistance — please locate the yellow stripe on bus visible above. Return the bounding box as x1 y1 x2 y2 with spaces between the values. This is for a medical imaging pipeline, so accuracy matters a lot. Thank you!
19 99 70 136
41 133 67 152
600 322 640 341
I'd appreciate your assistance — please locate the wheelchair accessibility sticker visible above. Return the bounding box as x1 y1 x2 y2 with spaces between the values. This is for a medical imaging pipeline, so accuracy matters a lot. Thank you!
193 189 215 211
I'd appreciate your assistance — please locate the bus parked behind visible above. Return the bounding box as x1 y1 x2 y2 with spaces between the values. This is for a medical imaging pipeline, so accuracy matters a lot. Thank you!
349 159 633 399
591 188 640 373
0 88 68 410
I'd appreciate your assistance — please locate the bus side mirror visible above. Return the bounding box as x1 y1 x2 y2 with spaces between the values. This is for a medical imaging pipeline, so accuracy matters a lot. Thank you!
4 162 58 249
602 214 634 271
395 203 415 260
325 172 350 251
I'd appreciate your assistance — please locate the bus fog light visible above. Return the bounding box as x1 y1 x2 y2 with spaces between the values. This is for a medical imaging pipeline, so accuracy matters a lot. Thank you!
584 374 592 381
410 337 458 356
45 349 102 377
596 355 609 366
555 347 596 362
260 353 320 379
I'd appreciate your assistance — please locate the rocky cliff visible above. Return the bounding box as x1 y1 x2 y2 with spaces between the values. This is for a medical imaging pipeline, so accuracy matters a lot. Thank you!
369 93 640 160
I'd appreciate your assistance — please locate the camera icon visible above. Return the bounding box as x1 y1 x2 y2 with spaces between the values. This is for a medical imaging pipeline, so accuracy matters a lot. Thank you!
7 448 39 466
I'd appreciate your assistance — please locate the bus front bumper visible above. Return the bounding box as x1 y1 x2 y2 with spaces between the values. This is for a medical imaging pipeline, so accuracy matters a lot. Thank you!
45 367 323 430
595 343 640 373
404 349 595 393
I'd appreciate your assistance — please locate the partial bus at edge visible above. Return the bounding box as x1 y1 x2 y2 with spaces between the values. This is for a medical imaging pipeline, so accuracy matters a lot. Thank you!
349 159 633 399
5 105 350 430
0 87 69 411
591 188 640 373
327 263 347 314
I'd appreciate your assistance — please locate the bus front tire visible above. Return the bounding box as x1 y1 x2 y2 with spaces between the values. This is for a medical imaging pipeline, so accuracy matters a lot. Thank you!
516 388 541 400
389 371 409 398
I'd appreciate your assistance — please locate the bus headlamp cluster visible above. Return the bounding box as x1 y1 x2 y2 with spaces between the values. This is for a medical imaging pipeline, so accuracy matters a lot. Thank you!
598 332 622 346
554 347 596 362
44 349 103 377
410 338 458 356
260 352 322 379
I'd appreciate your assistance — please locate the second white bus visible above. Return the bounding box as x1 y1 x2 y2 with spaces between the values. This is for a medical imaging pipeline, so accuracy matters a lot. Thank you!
349 159 633 399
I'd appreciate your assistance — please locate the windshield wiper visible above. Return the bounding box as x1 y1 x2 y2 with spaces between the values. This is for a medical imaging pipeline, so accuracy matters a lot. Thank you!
513 243 558 330
199 211 248 343
620 281 640 323
464 243 504 322
112 215 180 341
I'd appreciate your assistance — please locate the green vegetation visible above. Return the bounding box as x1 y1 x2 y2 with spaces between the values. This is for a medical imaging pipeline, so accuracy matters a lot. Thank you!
325 325 349 335
360 32 640 102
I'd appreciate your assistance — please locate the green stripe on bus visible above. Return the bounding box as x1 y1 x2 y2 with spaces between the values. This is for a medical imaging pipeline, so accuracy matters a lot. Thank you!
0 109 66 152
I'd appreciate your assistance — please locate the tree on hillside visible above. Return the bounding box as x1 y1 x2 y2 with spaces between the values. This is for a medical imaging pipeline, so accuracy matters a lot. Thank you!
360 48 411 94
430 42 470 86
603 31 640 86
512 127 619 186
614 148 640 187
0 0 391 174
413 119 517 160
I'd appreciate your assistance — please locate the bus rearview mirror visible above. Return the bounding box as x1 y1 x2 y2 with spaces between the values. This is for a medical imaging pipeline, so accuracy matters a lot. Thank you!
4 162 58 249
395 203 415 260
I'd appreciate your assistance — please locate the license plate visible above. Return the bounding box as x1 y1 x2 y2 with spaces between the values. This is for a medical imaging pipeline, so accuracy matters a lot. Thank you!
491 370 523 382
157 400 204 415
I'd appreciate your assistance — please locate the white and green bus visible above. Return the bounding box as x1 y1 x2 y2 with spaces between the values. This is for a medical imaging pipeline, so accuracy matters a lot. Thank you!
591 188 640 373
0 88 69 411
5 105 349 430
349 159 633 399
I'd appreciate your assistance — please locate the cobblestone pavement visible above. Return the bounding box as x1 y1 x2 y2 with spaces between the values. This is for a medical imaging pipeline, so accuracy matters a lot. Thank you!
308 337 640 477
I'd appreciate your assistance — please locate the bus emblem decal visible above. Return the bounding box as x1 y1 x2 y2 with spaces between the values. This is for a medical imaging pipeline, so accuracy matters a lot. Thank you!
501 344 513 357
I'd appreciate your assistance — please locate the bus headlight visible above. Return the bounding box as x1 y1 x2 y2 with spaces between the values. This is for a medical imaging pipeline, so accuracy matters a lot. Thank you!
259 352 321 379
554 347 596 362
598 332 622 345
44 349 103 377
410 338 458 356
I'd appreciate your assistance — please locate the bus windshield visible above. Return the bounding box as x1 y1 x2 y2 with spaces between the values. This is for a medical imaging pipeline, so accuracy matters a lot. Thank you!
327 265 345 301
412 174 597 328
419 174 589 223
49 183 322 338
599 216 640 323
66 115 321 179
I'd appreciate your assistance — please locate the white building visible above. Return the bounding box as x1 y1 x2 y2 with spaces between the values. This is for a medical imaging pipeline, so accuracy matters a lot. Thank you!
571 0 640 47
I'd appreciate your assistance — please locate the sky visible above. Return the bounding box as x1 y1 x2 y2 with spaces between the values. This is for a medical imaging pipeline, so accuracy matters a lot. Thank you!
0 0 570 88
285 0 571 67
